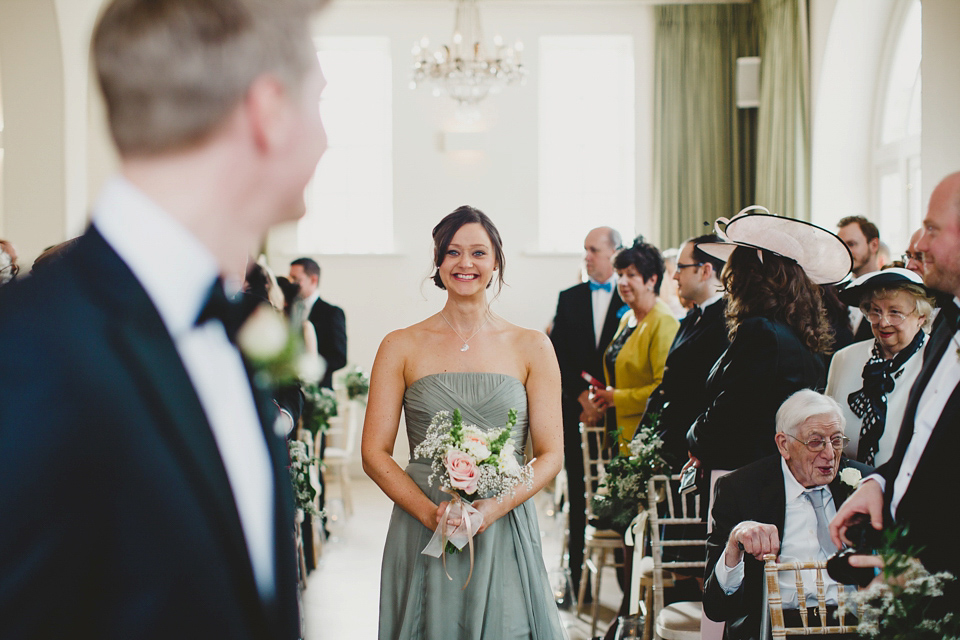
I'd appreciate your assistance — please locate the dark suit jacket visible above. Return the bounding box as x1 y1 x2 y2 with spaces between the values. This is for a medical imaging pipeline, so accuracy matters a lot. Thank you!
0 228 300 639
645 299 729 468
549 281 624 422
687 317 826 471
703 455 873 640
308 296 346 389
879 304 960 584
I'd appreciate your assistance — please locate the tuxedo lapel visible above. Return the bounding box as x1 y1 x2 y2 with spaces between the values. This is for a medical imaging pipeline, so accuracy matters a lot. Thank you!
759 459 787 540
75 229 258 596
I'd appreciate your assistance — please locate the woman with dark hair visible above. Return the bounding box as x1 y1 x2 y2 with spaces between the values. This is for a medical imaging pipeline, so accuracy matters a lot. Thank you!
361 205 565 638
590 236 679 451
685 208 852 474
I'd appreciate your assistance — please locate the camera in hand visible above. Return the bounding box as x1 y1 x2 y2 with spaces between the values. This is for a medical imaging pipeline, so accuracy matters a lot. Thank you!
826 515 883 587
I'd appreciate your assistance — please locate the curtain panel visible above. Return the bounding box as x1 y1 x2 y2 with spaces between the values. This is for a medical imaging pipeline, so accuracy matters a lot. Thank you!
755 0 811 221
653 4 759 249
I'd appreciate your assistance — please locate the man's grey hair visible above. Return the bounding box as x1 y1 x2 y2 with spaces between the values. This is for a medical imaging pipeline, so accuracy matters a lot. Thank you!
776 389 845 436
606 227 623 250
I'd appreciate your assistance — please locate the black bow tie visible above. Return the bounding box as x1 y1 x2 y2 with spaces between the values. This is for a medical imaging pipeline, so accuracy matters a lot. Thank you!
195 278 244 342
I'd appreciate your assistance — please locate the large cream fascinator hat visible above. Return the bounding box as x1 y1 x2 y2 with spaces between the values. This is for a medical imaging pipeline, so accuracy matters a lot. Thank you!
697 205 853 285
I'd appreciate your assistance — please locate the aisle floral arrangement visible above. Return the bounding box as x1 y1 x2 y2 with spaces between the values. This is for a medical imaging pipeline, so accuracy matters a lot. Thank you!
842 527 959 639
344 368 370 402
413 408 534 587
591 420 667 532
288 439 320 517
301 383 338 437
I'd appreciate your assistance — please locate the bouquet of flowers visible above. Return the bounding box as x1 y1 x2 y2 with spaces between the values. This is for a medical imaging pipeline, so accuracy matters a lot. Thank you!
344 368 370 402
301 383 338 437
591 420 667 532
413 408 534 585
841 527 960 639
288 439 320 517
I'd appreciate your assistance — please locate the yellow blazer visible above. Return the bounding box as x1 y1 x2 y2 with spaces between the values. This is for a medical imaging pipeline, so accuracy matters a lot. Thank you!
603 298 679 450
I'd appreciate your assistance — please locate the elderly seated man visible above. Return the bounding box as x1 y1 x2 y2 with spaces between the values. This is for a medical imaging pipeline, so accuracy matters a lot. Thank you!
703 390 872 640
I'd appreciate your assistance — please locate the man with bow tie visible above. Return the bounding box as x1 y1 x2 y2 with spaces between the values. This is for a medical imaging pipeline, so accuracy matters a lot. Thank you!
549 225 625 598
832 170 960 604
704 391 871 640
643 234 729 468
0 0 329 637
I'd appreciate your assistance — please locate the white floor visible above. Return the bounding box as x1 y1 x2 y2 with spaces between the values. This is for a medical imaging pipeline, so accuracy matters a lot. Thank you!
302 475 625 640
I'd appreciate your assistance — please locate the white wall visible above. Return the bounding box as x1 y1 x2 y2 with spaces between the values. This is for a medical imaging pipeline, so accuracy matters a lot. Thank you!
266 1 656 379
809 0 896 232
920 0 960 204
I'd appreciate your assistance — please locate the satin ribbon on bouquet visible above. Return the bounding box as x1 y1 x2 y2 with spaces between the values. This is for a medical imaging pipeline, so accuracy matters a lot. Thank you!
421 491 483 589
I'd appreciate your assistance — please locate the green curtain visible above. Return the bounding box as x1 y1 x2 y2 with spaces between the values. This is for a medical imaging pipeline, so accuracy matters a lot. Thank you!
754 0 810 220
653 4 759 249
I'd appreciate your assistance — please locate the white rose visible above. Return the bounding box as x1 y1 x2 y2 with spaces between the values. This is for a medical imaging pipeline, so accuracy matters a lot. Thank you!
498 450 521 476
297 352 326 385
839 467 862 487
237 305 289 360
461 427 491 460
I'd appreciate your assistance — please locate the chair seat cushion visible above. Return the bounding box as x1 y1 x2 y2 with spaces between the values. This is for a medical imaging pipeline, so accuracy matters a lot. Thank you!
656 601 702 639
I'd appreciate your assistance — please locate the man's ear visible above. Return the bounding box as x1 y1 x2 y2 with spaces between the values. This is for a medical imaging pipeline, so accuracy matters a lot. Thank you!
245 74 290 153
869 237 880 254
775 432 791 459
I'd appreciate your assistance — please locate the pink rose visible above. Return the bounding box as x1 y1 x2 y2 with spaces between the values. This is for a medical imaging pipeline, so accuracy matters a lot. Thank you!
444 450 479 495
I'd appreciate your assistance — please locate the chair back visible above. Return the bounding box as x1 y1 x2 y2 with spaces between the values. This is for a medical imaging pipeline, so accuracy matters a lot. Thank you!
625 510 650 616
647 474 706 623
762 555 862 638
580 422 616 520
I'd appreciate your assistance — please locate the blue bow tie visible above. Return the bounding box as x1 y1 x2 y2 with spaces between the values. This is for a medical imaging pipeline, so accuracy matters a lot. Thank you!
590 281 612 292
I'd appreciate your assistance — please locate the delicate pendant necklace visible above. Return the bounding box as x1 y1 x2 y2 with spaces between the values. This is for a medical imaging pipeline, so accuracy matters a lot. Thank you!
439 311 490 352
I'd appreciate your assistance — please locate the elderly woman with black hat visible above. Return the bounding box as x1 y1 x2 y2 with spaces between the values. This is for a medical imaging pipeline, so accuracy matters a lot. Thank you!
685 207 853 475
825 268 934 466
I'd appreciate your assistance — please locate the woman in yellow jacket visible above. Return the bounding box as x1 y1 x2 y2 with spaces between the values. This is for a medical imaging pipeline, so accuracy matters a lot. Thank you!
591 237 679 452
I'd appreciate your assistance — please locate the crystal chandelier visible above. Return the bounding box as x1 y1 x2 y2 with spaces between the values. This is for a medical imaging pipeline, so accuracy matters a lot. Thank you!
411 0 527 106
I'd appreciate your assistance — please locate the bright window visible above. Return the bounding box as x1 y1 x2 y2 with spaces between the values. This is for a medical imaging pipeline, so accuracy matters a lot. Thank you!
538 36 635 253
874 1 921 249
298 37 394 254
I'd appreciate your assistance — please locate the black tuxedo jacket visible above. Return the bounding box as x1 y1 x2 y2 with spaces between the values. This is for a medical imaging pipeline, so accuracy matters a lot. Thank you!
703 455 873 640
879 305 960 583
0 228 299 639
549 281 624 421
645 299 729 468
687 317 826 471
307 296 346 389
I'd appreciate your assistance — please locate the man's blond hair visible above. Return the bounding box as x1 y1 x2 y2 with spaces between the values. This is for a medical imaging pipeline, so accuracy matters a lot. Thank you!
92 0 327 157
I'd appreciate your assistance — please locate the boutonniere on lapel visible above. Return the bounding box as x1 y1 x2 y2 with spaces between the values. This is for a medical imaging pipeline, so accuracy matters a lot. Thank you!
236 304 323 387
838 466 862 491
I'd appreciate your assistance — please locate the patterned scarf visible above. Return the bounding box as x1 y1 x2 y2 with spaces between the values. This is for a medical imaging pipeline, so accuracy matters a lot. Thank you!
848 329 925 465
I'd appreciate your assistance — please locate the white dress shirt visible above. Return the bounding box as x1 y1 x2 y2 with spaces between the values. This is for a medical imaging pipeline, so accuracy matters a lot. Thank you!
714 458 839 608
889 297 960 517
94 175 277 600
591 274 617 347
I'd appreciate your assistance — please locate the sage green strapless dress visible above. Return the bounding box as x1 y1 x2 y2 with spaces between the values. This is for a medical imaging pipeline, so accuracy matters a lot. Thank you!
378 373 565 640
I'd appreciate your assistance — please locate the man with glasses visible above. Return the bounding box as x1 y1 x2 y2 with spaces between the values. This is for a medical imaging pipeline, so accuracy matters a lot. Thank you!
703 390 871 640
643 234 729 467
903 228 925 278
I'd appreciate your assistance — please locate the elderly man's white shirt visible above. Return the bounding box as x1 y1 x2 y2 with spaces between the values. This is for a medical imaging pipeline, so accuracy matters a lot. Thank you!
714 458 839 608
93 175 276 600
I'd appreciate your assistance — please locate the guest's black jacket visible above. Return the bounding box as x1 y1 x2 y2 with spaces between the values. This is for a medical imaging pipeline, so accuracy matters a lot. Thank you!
645 299 729 468
687 317 825 471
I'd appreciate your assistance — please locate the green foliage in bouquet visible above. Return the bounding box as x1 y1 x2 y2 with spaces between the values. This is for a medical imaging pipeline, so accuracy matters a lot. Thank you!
590 417 667 533
344 368 370 401
301 383 338 437
288 439 319 516
843 525 960 639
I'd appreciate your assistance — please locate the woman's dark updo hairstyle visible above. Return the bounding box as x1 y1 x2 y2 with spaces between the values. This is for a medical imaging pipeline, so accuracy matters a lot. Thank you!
431 205 506 292
722 246 833 354
612 235 666 295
